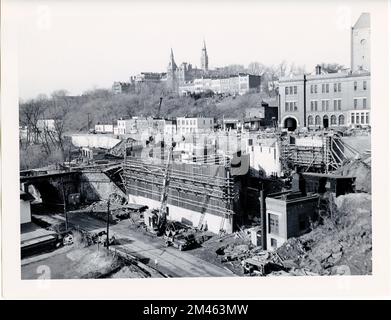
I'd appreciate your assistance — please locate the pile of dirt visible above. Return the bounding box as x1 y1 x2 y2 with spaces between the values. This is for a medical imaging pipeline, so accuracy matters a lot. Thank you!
67 248 122 278
109 265 148 278
276 193 372 275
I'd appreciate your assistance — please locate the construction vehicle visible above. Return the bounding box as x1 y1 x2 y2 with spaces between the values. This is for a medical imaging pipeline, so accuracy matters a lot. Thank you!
144 137 175 236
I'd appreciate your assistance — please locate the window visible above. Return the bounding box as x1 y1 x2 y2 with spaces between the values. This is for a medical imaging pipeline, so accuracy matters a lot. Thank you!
338 100 342 110
268 213 279 235
338 83 341 92
311 101 314 111
363 81 367 90
285 87 288 95
203 120 205 125
334 83 337 92
366 113 369 124
289 87 293 94
363 98 367 109
361 113 365 124
270 238 277 248
314 85 317 93
294 86 297 94
354 99 358 109
354 81 357 91
356 114 360 124
326 84 329 93
285 102 289 112
314 101 318 111
351 114 355 124
315 115 321 125
338 114 345 125
331 115 337 125
310 85 314 94
294 102 297 111
334 99 341 111
322 100 326 111
322 84 325 93
308 115 314 125
326 100 329 111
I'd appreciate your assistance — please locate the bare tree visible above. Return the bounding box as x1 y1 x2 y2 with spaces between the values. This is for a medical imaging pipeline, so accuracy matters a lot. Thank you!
319 62 346 73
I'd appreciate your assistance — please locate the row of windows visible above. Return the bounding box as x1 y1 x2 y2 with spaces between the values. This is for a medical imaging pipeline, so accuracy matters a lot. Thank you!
284 101 298 112
354 80 367 91
307 112 370 126
354 98 367 109
308 114 345 126
284 86 298 95
310 99 342 111
351 112 370 125
307 80 368 94
179 119 213 126
286 98 368 113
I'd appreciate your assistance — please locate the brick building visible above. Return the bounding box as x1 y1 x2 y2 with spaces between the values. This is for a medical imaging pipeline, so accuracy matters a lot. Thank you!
278 13 370 131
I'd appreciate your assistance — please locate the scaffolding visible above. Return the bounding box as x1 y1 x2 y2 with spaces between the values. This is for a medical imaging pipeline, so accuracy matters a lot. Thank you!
123 154 235 219
279 133 360 174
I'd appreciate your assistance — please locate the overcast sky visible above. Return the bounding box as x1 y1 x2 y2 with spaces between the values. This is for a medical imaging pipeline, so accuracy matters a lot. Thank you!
14 0 371 99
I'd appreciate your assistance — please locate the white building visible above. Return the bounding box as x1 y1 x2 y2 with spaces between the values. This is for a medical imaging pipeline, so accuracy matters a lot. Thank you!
176 117 214 134
94 124 114 133
20 190 34 224
37 119 56 132
246 137 282 177
164 119 177 135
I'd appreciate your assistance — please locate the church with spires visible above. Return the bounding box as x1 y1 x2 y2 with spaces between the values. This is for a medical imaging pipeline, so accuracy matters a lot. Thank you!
166 40 210 91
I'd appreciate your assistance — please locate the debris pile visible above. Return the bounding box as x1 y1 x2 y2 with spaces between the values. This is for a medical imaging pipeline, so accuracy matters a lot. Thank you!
71 197 147 224
337 155 371 193
274 193 372 275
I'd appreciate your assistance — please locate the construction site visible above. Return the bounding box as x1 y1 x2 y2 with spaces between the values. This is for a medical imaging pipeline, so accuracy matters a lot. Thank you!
20 122 372 278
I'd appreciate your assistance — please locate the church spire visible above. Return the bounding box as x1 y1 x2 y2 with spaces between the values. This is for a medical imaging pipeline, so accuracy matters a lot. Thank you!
168 48 177 71
201 39 208 72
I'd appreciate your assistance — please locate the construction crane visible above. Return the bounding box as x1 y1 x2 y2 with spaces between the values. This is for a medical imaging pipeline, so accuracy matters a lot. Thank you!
154 140 175 234
157 97 163 119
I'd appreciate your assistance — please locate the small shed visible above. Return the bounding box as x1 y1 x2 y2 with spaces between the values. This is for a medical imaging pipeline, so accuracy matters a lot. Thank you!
300 172 356 197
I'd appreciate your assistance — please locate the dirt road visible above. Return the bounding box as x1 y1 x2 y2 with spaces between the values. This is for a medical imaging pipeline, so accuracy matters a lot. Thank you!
67 213 234 278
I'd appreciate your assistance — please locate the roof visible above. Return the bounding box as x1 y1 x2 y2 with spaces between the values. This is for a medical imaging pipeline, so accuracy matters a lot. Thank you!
353 13 370 29
301 172 356 179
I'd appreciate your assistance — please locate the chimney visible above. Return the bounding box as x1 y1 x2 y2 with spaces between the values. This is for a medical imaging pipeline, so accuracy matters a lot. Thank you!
315 65 322 75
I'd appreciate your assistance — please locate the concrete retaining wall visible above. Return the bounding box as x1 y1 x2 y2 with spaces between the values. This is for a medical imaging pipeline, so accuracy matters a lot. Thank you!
128 194 233 234
81 172 126 202
71 134 121 149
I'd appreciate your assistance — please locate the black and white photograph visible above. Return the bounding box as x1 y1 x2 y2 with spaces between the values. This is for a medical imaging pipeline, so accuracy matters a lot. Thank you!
1 0 390 300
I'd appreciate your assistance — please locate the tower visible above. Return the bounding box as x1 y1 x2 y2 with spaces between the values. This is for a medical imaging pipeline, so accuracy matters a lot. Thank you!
167 48 177 72
351 13 370 72
167 48 178 90
201 39 209 72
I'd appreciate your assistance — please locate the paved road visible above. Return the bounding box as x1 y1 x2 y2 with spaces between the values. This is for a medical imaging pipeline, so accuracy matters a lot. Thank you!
67 213 234 278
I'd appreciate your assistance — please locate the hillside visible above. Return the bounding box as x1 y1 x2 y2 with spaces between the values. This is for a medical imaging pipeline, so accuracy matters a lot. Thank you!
275 193 372 275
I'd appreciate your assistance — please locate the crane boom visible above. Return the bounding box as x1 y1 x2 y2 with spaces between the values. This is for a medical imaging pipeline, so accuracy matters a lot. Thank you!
157 97 163 119
156 141 174 231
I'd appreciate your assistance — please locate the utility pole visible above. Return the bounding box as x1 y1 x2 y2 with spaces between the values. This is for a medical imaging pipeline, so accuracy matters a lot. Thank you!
61 177 68 232
87 113 90 132
106 198 110 249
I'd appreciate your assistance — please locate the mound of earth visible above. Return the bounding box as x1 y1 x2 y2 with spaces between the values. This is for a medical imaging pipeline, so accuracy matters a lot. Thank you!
336 155 371 193
276 193 372 275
